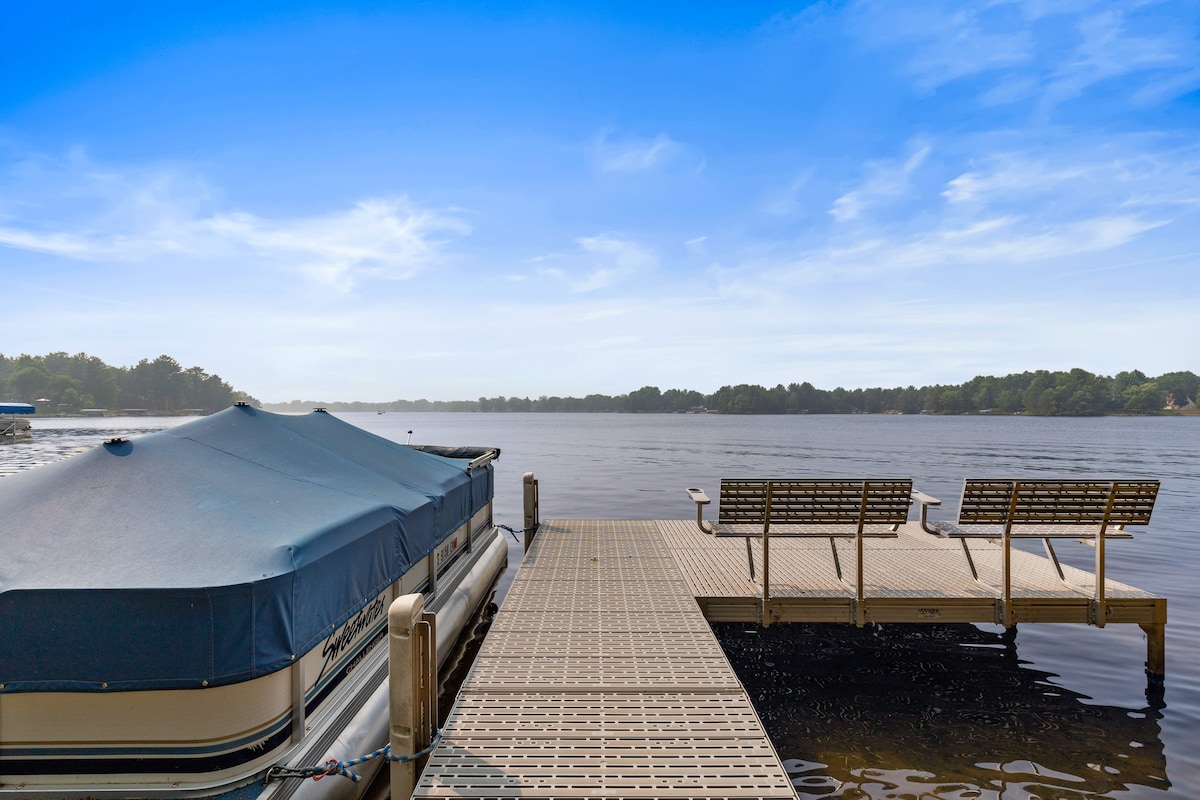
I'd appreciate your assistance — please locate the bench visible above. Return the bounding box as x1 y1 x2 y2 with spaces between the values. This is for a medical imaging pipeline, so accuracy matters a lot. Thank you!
686 479 914 625
913 479 1159 626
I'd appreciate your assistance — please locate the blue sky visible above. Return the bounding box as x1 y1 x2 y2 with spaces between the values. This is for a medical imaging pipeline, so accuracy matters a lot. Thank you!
2 1 1197 402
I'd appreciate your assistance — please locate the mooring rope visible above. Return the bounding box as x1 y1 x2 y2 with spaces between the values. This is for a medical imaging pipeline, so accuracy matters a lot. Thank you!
266 730 443 783
496 523 526 541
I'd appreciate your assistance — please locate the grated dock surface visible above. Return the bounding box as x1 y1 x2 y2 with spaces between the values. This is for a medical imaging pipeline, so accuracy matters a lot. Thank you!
412 520 797 799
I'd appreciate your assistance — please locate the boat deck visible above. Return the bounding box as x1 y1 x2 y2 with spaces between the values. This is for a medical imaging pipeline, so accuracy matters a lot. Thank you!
411 518 1166 799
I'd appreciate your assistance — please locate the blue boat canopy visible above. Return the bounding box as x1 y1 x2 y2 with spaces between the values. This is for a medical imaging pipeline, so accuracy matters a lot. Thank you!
0 402 35 414
0 405 496 693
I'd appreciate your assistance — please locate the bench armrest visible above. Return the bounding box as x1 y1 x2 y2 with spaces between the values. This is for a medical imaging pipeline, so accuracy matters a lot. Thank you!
686 488 715 534
912 489 941 534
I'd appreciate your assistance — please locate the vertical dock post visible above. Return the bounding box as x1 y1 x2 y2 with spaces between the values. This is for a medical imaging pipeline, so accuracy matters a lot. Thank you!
1141 622 1165 680
389 594 438 800
1092 483 1118 628
761 482 773 627
855 482 868 627
1002 485 1020 629
523 472 540 553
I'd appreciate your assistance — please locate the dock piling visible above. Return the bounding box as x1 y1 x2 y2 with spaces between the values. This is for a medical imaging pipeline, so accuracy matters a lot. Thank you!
388 595 438 800
522 471 539 552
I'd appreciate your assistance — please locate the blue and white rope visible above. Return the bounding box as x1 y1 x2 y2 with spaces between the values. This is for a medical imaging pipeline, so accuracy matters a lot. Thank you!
496 523 526 540
267 730 443 783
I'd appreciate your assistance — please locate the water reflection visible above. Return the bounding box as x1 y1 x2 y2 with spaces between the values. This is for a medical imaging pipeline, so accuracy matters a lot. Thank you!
712 622 1168 799
0 418 183 474
0 424 172 475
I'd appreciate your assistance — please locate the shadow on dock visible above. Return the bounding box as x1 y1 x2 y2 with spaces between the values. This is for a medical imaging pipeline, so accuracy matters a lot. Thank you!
713 622 1168 799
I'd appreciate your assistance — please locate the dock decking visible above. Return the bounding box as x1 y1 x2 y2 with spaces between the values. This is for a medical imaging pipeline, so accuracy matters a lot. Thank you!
413 519 796 799
658 519 1166 630
412 518 1166 799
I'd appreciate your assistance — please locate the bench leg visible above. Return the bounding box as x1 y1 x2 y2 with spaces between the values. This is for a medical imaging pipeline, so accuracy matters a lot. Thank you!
829 538 843 582
960 539 980 581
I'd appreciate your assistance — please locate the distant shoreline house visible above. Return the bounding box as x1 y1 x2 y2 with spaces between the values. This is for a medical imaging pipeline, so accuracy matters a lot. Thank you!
1165 391 1196 410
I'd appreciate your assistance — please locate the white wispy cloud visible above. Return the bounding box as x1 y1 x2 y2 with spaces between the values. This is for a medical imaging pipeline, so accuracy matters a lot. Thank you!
793 203 1165 287
885 214 1165 267
0 155 468 292
534 233 657 293
830 141 931 221
942 157 1089 205
202 199 469 291
849 0 1200 111
593 130 682 172
740 138 1190 294
1038 6 1200 111
941 141 1200 211
763 170 814 217
850 0 1033 90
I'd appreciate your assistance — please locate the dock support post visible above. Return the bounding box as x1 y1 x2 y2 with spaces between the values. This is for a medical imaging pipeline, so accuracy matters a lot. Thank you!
761 483 772 627
855 483 868 627
389 594 438 800
1001 485 1020 629
1140 622 1165 681
523 472 540 553
761 528 771 627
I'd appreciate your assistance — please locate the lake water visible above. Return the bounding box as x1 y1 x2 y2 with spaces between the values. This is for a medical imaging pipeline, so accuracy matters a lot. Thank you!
5 412 1198 798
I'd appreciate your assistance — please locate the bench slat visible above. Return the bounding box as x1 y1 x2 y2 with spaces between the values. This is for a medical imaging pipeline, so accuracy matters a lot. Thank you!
927 520 1136 539
956 479 1159 527
716 478 912 528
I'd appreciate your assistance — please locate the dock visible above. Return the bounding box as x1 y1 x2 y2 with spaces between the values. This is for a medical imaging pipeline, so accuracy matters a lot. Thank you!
413 519 796 798
409 517 1166 799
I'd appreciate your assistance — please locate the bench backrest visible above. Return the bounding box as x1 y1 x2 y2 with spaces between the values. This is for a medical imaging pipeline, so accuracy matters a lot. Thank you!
717 478 913 526
956 479 1159 526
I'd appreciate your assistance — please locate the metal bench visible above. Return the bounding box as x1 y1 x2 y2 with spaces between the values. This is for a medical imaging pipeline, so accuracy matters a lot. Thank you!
913 479 1159 627
686 479 913 625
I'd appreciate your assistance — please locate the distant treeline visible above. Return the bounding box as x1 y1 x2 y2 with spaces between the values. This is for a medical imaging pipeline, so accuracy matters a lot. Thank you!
263 368 1199 416
6 353 1193 416
0 352 259 413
